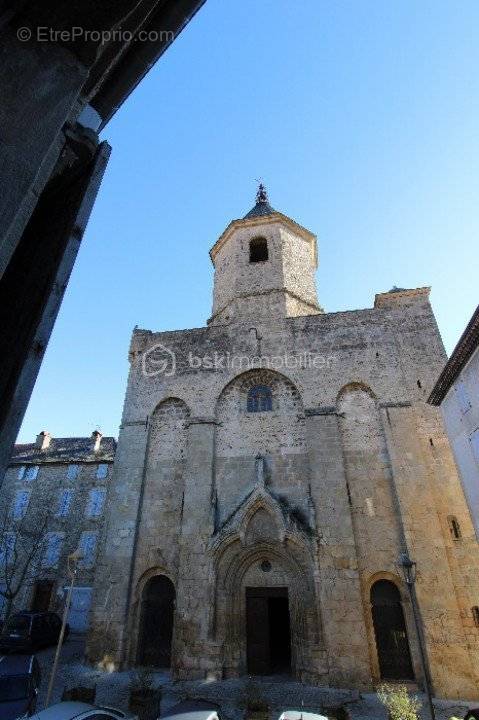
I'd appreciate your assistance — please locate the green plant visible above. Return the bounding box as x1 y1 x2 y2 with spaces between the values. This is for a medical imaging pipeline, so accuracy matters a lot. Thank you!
239 679 269 712
130 666 154 693
377 684 421 720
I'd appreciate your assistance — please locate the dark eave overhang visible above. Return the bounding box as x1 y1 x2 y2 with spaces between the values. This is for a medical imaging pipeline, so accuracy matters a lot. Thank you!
90 0 207 129
7 0 207 130
428 304 479 406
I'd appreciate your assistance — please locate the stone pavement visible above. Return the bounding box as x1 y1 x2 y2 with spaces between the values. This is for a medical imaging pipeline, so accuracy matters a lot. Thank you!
34 636 476 720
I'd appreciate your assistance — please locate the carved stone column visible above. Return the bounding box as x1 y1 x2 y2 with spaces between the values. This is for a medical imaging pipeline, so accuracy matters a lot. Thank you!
86 418 149 668
173 417 220 679
306 407 372 690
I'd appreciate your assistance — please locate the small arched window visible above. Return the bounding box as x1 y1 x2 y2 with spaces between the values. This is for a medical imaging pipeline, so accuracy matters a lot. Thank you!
247 385 273 413
249 237 268 263
447 515 462 540
472 606 479 628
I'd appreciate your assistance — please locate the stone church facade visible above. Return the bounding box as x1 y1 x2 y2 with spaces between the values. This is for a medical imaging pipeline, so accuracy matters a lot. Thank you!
87 189 479 699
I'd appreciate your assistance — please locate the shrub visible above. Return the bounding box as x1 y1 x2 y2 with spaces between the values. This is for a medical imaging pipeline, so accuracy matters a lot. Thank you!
130 666 154 693
377 684 421 720
239 679 269 712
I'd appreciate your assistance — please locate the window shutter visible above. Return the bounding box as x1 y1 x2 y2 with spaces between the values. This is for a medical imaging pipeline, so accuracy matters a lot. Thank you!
79 532 98 567
86 488 106 518
96 464 108 480
12 490 30 520
67 464 79 481
25 466 39 481
42 533 63 568
56 489 73 517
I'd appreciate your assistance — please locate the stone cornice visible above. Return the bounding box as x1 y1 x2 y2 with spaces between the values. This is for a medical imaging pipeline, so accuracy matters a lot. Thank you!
374 286 431 308
378 401 412 409
207 287 323 325
186 416 219 426
305 406 338 417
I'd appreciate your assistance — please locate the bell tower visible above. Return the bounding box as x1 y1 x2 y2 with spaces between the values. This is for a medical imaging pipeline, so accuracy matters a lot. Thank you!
208 185 322 326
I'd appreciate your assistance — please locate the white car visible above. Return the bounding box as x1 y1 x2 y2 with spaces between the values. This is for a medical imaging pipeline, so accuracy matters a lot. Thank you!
161 700 221 720
30 701 138 720
279 712 329 720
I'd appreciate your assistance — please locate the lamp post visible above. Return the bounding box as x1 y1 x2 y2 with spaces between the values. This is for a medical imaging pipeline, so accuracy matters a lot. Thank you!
398 552 436 720
45 548 83 707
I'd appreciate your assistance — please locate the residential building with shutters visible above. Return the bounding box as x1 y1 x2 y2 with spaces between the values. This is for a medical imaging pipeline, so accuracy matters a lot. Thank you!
0 430 116 632
429 304 479 539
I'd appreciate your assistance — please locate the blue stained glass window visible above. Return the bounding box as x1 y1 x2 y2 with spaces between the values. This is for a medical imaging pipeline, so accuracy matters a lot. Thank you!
247 385 273 413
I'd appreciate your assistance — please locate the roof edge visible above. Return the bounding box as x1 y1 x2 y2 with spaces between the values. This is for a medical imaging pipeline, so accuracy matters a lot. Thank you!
428 303 479 405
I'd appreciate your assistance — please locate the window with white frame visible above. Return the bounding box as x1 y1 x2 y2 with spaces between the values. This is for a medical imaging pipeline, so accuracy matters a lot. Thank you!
56 489 73 518
12 490 30 520
24 465 39 482
85 488 106 518
471 429 479 465
0 533 16 566
42 532 63 568
66 464 80 481
456 380 472 415
96 463 108 480
79 531 98 568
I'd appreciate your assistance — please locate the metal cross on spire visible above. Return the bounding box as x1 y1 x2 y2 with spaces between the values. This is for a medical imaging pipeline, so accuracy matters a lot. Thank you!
255 180 268 204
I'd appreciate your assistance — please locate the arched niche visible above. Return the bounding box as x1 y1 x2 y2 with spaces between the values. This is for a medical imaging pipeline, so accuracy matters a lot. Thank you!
137 574 176 668
370 579 414 680
148 397 190 467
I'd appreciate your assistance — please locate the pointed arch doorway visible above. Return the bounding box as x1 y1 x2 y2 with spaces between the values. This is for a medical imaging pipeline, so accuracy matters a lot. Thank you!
137 575 175 668
371 580 414 680
246 586 292 675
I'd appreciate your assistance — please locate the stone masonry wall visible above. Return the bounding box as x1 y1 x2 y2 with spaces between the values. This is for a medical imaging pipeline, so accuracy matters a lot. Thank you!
87 283 479 698
209 219 321 325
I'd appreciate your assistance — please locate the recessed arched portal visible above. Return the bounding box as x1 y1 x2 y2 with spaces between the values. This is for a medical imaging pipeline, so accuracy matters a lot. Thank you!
371 579 414 680
214 535 320 681
137 575 175 668
246 585 292 675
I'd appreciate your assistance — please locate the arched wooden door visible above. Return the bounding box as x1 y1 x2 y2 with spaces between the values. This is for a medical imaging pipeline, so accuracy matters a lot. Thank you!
371 580 414 680
137 575 175 668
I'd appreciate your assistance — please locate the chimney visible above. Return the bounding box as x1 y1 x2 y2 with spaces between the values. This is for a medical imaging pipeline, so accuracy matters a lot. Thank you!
91 430 103 452
35 430 52 451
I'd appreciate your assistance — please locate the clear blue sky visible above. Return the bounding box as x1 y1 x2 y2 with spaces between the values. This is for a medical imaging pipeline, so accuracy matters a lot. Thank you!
18 0 479 443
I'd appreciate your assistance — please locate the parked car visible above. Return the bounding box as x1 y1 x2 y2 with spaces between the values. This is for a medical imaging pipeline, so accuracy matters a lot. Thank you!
0 654 41 719
30 702 138 719
0 611 68 652
161 700 222 720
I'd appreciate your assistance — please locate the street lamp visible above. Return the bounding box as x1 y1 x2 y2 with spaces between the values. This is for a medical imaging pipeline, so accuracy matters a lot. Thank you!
398 552 436 720
45 548 83 707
